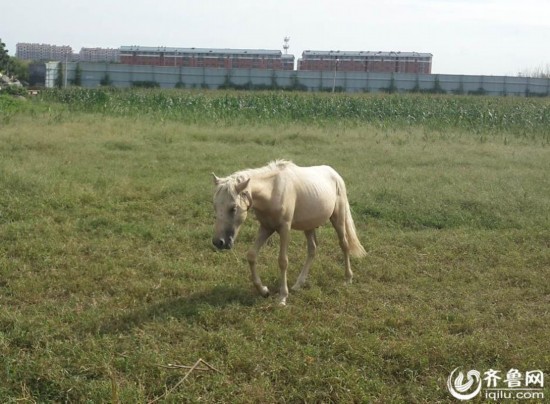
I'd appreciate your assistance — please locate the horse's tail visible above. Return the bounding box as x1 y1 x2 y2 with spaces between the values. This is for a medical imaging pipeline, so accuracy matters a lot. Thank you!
337 178 367 258
344 201 367 258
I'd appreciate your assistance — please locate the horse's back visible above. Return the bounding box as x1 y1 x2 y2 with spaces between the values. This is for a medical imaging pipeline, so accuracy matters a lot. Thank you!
292 164 342 191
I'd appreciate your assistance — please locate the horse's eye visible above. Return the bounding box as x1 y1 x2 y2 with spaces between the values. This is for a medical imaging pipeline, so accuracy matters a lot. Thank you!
230 206 237 215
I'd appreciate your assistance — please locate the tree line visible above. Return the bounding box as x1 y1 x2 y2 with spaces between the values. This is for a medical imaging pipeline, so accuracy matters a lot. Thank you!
0 40 29 82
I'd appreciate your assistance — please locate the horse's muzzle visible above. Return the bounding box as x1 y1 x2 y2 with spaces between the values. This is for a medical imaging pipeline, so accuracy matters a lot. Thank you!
212 237 233 250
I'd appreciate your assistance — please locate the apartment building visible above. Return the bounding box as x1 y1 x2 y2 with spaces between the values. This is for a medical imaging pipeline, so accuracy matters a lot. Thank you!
298 50 432 74
79 47 120 63
16 43 74 61
119 46 295 70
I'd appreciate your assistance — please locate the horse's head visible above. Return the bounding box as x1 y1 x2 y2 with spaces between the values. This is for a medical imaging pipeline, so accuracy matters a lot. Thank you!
211 174 252 250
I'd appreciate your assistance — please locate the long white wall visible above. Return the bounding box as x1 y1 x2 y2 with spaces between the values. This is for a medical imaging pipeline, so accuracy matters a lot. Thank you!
46 62 550 96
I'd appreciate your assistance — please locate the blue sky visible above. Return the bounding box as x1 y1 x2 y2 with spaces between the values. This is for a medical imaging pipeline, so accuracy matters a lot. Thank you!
3 0 549 75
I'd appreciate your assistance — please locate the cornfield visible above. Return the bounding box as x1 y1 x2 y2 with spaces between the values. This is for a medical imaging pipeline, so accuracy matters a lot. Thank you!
39 88 550 137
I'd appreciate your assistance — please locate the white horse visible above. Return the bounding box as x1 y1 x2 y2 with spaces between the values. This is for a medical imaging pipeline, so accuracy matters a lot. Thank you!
212 160 366 305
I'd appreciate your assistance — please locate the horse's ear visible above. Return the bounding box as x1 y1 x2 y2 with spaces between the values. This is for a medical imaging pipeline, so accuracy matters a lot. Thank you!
212 173 221 185
235 178 250 194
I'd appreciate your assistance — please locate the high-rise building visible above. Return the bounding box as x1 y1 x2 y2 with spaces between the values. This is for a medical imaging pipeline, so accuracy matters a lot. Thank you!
16 43 74 61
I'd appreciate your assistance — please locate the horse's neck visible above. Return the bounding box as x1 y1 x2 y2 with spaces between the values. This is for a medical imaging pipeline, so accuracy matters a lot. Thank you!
249 171 279 209
236 166 274 181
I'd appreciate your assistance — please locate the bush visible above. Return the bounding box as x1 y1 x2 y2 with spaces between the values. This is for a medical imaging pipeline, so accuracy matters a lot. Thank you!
100 74 112 87
0 84 27 97
131 81 160 88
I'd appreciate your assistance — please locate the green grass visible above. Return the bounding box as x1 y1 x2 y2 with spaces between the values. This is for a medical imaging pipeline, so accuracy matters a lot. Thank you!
0 92 549 402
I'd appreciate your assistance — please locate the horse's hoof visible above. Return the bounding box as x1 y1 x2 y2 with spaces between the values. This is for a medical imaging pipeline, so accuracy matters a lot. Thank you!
260 286 270 298
278 298 287 306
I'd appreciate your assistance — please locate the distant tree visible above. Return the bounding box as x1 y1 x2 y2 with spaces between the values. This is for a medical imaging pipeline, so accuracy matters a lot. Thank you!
0 39 11 73
431 76 446 94
55 62 63 88
385 75 398 94
131 80 159 88
0 40 29 82
519 64 550 78
270 71 278 90
100 73 112 86
9 58 29 82
73 63 82 86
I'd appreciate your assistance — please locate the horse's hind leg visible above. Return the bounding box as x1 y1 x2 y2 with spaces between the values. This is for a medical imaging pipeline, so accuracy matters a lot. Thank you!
292 229 317 291
330 207 353 284
277 224 292 306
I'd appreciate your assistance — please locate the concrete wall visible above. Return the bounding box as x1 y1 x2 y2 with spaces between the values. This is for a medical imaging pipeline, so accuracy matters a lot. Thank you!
48 62 550 97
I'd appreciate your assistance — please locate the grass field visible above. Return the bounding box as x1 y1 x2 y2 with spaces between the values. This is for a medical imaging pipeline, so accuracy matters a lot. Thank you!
1 90 549 402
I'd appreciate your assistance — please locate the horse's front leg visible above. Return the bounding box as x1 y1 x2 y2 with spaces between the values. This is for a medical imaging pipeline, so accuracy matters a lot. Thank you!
277 224 291 306
247 225 274 297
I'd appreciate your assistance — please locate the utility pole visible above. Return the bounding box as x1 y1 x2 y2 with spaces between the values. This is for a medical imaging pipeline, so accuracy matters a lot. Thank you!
332 58 339 93
64 50 68 88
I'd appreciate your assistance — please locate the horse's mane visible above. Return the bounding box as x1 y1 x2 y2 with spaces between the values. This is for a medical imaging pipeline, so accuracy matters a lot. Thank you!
215 159 293 196
232 159 292 182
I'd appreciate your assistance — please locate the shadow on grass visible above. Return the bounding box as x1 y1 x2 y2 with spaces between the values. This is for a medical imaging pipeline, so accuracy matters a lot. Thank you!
98 285 258 335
